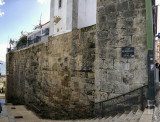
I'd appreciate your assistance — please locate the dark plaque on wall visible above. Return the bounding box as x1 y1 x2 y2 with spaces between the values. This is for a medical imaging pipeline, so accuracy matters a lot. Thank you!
121 47 135 58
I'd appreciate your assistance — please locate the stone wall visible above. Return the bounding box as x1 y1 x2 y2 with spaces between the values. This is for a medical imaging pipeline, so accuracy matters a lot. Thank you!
6 0 150 119
6 26 96 119
95 0 148 102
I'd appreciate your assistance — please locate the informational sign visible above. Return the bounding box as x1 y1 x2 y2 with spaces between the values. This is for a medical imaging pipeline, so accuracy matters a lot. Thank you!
150 64 154 71
121 47 135 58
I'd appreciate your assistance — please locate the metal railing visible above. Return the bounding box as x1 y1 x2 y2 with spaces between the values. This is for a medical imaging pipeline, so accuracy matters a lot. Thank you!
94 85 148 117
8 35 49 52
26 101 94 120
25 85 148 119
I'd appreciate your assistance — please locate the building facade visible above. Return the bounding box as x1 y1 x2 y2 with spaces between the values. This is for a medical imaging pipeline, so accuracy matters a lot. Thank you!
49 0 97 36
27 21 50 45
155 39 160 63
6 0 155 119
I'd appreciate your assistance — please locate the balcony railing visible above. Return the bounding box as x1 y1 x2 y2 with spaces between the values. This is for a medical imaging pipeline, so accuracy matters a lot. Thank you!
8 35 48 52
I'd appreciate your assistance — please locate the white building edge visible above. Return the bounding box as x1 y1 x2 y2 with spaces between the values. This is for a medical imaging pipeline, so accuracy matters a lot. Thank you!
50 0 97 36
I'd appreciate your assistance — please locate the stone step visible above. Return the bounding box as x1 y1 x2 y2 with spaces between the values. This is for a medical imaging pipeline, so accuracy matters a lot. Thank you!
93 118 101 122
116 111 130 122
124 110 136 122
109 113 122 122
79 118 100 122
105 116 113 121
87 118 99 122
139 108 153 122
129 109 143 122
99 117 109 122
82 119 96 122
0 117 9 122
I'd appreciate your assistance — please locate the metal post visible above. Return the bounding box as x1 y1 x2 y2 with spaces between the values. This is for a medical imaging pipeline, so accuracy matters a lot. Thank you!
148 50 155 100
147 50 155 108
101 102 104 117
145 0 156 108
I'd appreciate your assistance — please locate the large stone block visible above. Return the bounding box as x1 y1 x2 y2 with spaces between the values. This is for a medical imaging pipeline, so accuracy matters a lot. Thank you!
101 80 130 94
117 1 129 12
97 31 109 40
105 4 117 14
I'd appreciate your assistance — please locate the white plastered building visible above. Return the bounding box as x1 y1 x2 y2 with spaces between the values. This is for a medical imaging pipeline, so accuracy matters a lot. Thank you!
49 0 97 36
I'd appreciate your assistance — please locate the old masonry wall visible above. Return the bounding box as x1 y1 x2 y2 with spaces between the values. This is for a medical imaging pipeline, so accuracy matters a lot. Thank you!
6 26 96 119
95 0 148 102
6 0 150 119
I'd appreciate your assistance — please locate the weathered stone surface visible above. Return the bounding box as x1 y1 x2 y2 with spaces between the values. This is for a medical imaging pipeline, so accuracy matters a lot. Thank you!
96 0 148 102
6 0 149 119
6 26 96 119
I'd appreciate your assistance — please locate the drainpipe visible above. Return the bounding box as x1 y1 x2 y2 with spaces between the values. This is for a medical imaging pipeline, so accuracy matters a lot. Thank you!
146 0 155 107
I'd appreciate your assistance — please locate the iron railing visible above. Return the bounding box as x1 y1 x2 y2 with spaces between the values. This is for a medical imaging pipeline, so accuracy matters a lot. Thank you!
18 85 149 120
94 85 148 117
26 101 94 120
8 35 48 52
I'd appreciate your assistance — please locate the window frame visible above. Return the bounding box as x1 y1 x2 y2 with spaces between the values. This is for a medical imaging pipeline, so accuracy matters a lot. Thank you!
59 0 62 8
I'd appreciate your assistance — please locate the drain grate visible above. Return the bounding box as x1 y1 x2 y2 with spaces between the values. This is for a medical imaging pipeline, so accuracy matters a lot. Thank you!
11 107 16 109
14 116 23 119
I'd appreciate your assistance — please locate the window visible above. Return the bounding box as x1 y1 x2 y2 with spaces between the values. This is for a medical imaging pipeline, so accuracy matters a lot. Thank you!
59 0 62 8
42 28 49 36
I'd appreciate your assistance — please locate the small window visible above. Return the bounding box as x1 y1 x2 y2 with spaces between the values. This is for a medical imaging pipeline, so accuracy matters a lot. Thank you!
59 0 62 8
42 28 49 36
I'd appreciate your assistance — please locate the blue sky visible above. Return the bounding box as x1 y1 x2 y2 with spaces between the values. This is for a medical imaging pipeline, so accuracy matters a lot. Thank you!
0 0 50 61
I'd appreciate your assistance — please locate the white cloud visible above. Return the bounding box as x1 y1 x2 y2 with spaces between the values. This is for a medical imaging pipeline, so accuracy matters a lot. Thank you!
0 10 4 17
37 0 48 4
0 43 8 62
0 0 5 17
0 0 5 6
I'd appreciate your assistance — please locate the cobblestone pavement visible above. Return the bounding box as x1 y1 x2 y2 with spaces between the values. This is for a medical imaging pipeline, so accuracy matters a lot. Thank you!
0 94 54 122
0 93 155 122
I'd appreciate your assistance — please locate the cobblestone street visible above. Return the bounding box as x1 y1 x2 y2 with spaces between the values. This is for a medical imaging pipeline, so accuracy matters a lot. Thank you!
0 92 155 122
0 94 55 122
